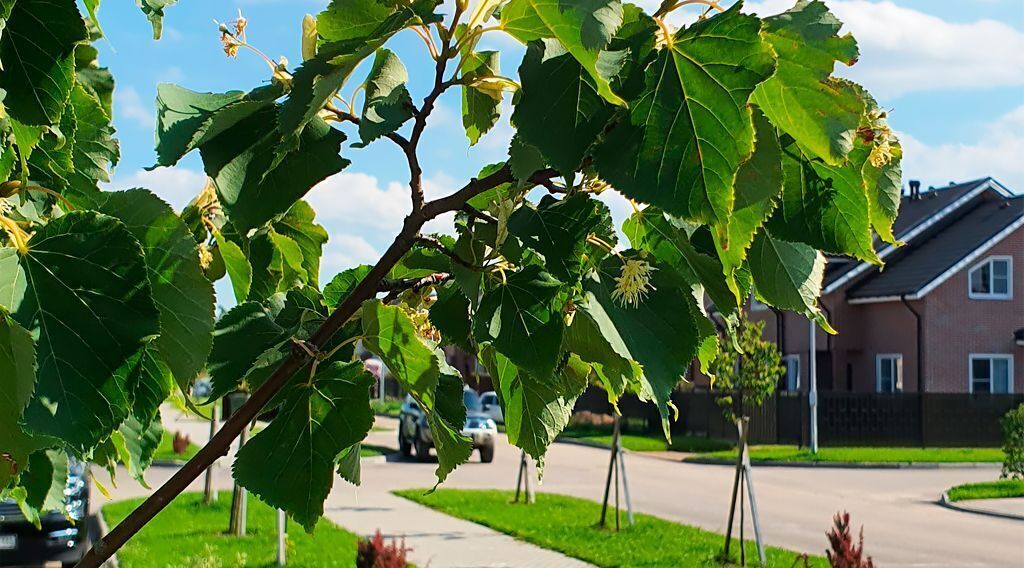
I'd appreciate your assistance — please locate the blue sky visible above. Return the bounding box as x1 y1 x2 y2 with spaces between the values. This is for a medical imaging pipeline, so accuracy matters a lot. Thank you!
97 0 1024 286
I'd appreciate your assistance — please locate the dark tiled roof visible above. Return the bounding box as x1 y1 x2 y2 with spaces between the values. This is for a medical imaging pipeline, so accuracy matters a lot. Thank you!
823 178 993 287
847 195 1023 299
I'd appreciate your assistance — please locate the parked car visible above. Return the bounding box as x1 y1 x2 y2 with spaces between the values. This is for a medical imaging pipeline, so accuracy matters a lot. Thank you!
480 391 504 424
398 387 497 462
0 457 90 567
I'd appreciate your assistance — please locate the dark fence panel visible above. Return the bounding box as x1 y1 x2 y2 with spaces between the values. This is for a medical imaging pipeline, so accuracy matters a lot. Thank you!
571 388 1022 447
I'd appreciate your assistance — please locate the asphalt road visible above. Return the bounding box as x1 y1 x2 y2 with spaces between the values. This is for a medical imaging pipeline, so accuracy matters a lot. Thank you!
356 419 1023 568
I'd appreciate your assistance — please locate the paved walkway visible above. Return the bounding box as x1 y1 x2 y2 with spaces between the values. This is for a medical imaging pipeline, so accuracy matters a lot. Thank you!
92 408 590 568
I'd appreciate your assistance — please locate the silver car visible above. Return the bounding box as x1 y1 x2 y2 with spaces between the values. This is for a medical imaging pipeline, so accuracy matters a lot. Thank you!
398 387 497 462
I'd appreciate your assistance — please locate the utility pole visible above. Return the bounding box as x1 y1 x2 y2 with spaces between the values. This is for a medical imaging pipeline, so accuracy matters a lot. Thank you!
809 319 819 454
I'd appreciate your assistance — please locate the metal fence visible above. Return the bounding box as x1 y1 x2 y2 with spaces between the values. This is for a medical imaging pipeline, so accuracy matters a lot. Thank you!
573 388 1024 447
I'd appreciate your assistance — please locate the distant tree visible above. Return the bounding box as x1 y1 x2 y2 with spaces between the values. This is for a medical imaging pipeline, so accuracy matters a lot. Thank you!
710 317 784 423
1001 404 1024 480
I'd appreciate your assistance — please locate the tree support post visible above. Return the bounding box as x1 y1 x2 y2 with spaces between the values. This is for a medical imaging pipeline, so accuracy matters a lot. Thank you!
277 509 287 566
203 402 219 505
616 429 634 526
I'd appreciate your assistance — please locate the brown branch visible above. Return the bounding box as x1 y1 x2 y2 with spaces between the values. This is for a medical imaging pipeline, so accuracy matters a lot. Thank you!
74 164 540 567
380 272 452 303
326 105 412 152
415 235 486 270
461 205 497 224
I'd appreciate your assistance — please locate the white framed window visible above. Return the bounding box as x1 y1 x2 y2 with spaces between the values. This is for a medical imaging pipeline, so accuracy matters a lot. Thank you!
968 256 1012 300
782 355 800 391
876 354 903 393
969 354 1014 394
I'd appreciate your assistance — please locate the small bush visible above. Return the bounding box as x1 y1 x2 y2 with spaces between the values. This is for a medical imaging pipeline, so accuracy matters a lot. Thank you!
172 431 191 455
370 398 403 418
1001 403 1024 480
825 512 874 568
356 530 410 568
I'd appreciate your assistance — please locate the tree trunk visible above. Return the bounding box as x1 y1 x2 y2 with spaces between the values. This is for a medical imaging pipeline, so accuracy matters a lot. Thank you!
203 403 219 505
228 425 249 536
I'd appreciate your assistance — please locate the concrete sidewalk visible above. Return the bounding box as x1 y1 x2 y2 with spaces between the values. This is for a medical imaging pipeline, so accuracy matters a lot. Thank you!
326 483 591 568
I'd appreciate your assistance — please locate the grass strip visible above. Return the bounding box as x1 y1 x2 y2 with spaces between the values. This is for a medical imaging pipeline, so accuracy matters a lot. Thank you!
395 488 825 567
102 492 360 567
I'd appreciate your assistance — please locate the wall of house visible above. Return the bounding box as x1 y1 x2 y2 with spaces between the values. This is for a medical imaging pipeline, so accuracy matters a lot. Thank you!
919 228 1024 393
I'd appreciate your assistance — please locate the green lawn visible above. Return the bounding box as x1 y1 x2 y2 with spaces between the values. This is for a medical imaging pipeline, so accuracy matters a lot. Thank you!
103 493 359 567
371 398 403 418
558 425 732 453
395 489 823 567
691 446 1005 464
360 444 396 457
153 431 200 463
947 479 1024 502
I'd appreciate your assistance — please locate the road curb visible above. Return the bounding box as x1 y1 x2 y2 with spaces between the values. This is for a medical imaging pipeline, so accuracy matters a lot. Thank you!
937 492 1024 522
554 437 616 451
682 457 1001 469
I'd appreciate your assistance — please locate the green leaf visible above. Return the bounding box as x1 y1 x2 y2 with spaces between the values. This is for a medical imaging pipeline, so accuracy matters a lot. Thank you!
579 257 713 435
479 346 586 466
324 265 372 309
213 229 252 304
68 83 120 192
0 311 47 490
275 202 327 286
233 361 374 532
710 111 783 272
153 84 243 166
767 138 880 264
563 309 640 402
512 39 614 177
593 3 775 225
74 44 114 117
461 51 503 146
508 194 610 281
336 443 362 486
118 413 162 484
751 0 863 165
623 209 740 315
200 109 348 231
501 0 626 105
247 230 285 301
508 136 546 184
281 0 436 144
0 0 88 125
270 230 309 289
862 139 902 245
0 211 160 452
747 230 834 333
474 266 564 380
135 0 178 40
206 302 288 401
125 347 174 426
14 450 67 526
82 189 215 394
429 283 473 352
361 300 440 407
358 48 414 145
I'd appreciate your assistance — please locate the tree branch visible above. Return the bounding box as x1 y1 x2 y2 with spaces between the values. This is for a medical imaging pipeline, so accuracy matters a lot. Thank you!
74 159 561 567
380 272 451 303
461 204 497 224
415 235 486 270
325 105 412 152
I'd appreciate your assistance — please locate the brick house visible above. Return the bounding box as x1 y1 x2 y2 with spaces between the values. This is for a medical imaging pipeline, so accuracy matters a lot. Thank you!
747 177 1023 395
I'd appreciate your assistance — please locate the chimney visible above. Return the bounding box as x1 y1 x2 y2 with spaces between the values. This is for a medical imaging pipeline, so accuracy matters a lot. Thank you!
909 180 921 200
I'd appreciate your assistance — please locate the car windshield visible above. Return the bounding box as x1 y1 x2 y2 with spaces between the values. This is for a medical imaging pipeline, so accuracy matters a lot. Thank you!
463 389 482 412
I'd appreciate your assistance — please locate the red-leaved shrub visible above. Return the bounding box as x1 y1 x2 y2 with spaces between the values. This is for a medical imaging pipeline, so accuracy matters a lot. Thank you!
826 512 874 568
172 431 191 455
356 529 410 568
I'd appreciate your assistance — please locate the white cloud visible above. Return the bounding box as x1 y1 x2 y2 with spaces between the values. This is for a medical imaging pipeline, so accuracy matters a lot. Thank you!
898 104 1024 191
105 167 207 211
745 0 1024 99
321 234 380 278
305 169 458 235
114 86 154 130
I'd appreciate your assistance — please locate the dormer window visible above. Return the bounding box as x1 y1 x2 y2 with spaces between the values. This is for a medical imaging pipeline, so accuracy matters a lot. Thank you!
968 256 1011 300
